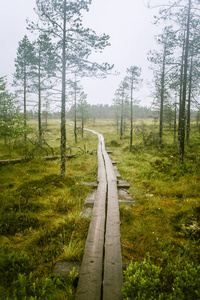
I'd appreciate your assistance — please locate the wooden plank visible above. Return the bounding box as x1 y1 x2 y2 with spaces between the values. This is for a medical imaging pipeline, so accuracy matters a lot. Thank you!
102 150 123 300
75 137 107 300
117 180 130 188
76 130 123 300
0 158 28 165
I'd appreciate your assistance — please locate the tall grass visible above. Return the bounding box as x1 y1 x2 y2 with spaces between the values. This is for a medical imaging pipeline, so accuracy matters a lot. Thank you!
0 119 98 299
88 119 200 299
1 118 200 298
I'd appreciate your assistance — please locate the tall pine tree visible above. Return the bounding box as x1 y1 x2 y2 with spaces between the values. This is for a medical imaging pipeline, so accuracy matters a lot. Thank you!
13 35 35 142
28 0 113 176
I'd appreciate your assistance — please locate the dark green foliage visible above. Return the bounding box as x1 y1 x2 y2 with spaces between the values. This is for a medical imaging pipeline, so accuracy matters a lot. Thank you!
10 273 77 300
123 250 200 299
0 245 78 299
0 174 77 236
0 246 32 286
16 174 76 200
0 211 42 236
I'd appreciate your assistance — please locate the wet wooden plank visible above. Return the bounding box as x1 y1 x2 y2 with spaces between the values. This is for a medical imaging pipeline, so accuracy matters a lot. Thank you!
102 151 123 300
75 138 107 300
76 130 123 300
117 180 130 188
0 158 28 165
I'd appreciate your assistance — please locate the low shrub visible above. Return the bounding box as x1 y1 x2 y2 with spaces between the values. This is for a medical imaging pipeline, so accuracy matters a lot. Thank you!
123 251 200 299
0 211 42 236
0 246 32 286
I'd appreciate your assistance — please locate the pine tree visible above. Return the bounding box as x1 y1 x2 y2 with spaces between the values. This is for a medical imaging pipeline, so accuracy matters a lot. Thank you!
13 35 35 142
113 81 129 141
149 0 200 161
28 0 113 177
0 77 25 156
124 66 142 151
148 26 176 147
32 34 57 144
77 91 89 137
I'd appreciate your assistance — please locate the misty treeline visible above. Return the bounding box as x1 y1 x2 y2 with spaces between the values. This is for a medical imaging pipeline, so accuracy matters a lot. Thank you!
29 103 151 121
1 0 114 176
147 0 200 162
113 0 200 160
1 0 200 174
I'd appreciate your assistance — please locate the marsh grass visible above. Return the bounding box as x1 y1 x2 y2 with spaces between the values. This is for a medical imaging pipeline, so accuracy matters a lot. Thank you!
1 118 200 298
91 120 200 299
0 119 97 299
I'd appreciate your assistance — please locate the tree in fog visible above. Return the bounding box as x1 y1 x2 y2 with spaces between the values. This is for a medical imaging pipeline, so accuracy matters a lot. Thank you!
68 72 82 143
125 66 142 151
149 0 200 162
113 81 129 140
29 0 113 177
77 92 89 137
32 34 57 145
148 26 176 147
13 35 35 142
0 77 25 156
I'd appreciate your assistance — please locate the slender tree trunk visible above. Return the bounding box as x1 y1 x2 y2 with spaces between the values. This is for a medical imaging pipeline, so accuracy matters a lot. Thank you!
174 101 177 145
60 0 67 177
82 110 84 138
24 69 27 143
179 0 191 163
178 31 185 148
44 99 49 129
120 99 124 140
116 113 119 134
74 73 77 143
159 44 166 148
186 55 193 145
130 83 133 151
38 51 42 145
178 60 184 146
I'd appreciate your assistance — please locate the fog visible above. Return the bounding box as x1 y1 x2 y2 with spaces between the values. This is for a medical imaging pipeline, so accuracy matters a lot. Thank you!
0 0 161 107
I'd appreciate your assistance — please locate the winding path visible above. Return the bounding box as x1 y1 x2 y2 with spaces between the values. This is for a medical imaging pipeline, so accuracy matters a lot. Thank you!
75 129 123 300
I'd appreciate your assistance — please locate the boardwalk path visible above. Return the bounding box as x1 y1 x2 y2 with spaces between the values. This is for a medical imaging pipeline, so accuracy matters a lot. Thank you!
75 129 123 300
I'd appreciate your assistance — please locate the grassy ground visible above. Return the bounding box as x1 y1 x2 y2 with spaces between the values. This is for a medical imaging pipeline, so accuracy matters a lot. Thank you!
90 119 200 299
1 118 200 299
0 120 98 299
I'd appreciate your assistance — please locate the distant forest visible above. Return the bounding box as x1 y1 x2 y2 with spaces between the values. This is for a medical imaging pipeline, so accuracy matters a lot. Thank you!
28 103 198 122
28 104 151 120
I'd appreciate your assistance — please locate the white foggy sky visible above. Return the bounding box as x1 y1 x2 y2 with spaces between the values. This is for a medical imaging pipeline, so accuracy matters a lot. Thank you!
0 0 161 107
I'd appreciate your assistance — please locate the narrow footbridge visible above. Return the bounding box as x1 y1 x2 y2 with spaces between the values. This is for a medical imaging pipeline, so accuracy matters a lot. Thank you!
75 130 123 300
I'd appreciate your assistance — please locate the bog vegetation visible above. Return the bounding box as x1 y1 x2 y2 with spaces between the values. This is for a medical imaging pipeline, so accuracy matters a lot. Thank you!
0 117 200 299
1 0 200 299
0 120 98 299
105 119 200 299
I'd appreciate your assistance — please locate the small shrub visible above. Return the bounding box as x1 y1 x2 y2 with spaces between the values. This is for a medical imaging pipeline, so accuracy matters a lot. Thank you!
10 272 78 300
123 251 200 299
0 211 42 235
0 246 32 285
123 254 162 300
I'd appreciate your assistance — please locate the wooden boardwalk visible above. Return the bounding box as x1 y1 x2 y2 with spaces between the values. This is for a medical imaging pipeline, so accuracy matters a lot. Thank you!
75 131 123 300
